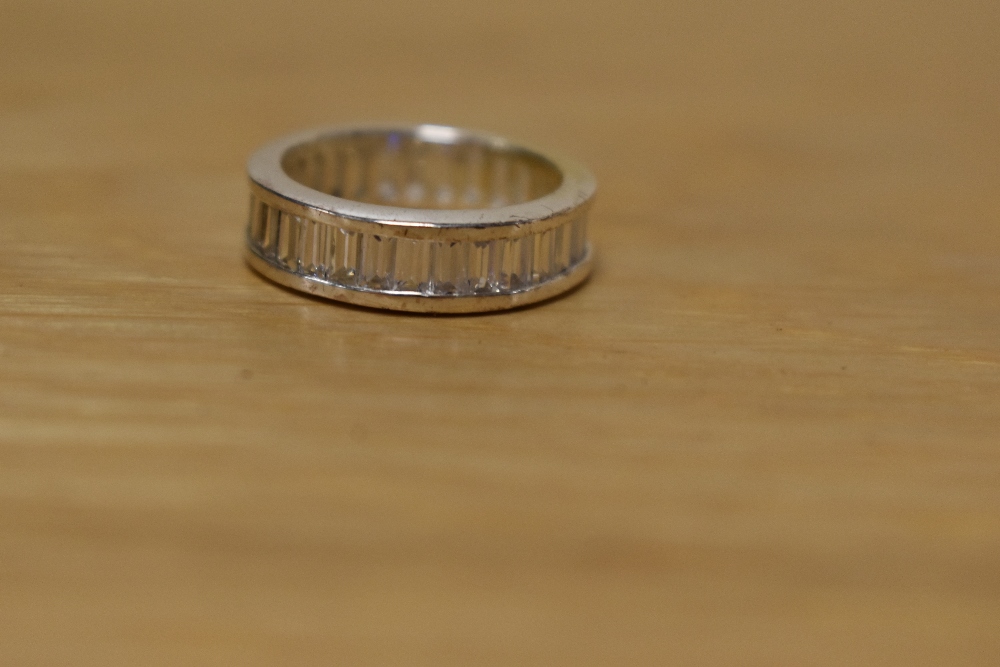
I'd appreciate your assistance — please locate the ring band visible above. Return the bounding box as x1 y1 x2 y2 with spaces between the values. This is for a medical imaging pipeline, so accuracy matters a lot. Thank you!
244 124 595 313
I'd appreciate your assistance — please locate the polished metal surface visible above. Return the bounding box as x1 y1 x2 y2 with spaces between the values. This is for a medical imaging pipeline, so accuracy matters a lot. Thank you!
245 124 595 313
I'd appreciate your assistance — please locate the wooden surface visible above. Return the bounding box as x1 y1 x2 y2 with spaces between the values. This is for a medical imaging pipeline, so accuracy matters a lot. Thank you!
2 1 999 664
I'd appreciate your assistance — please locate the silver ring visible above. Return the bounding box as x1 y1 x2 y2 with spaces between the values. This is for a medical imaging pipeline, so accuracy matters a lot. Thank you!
244 124 595 313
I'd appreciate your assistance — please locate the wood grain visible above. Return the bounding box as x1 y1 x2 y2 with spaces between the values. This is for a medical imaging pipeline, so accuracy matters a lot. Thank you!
2 0 999 664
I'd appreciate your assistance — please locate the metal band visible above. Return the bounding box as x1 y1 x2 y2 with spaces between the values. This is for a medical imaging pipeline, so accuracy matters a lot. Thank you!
244 124 596 313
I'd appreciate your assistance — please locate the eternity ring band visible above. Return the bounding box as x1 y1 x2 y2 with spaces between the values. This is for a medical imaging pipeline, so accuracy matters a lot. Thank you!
244 124 595 313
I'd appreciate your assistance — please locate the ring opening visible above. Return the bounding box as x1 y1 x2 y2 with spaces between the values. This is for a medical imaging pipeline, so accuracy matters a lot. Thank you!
281 128 563 210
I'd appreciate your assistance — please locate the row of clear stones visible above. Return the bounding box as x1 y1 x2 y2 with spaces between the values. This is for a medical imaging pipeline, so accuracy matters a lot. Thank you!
247 196 588 296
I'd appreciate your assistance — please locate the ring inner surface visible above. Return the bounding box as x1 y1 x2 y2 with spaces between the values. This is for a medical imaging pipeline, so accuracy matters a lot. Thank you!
281 130 563 210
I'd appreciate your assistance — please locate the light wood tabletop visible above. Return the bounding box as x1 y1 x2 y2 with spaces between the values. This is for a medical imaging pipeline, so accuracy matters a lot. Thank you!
2 0 998 664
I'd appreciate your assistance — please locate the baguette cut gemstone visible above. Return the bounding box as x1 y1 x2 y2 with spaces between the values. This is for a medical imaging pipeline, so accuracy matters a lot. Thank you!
305 220 331 277
249 196 267 245
362 234 396 289
393 238 432 293
487 239 507 292
553 223 570 275
262 206 280 257
276 212 300 270
331 228 360 285
247 212 588 296
533 229 554 283
469 241 491 294
432 241 470 295
570 214 588 264
512 236 534 290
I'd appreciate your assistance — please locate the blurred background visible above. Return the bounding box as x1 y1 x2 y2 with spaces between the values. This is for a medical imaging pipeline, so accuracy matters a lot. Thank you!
2 0 999 665
7 0 999 238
